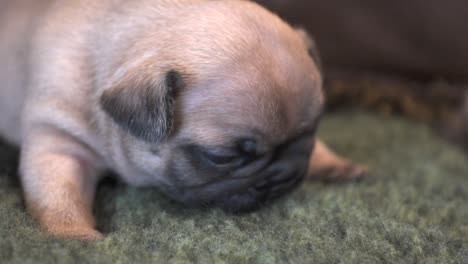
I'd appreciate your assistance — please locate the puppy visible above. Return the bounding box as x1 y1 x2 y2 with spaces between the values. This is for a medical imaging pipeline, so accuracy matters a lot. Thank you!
0 0 366 239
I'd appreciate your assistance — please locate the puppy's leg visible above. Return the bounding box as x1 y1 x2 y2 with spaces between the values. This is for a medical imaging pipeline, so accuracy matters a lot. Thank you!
20 128 103 240
307 139 368 181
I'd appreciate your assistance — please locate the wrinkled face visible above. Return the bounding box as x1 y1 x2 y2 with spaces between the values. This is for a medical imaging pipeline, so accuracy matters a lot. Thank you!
162 72 322 212
163 131 316 212
108 53 323 212
99 1 324 212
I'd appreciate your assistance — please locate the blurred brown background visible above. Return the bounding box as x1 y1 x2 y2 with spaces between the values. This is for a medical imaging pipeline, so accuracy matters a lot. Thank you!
256 0 468 80
256 0 468 148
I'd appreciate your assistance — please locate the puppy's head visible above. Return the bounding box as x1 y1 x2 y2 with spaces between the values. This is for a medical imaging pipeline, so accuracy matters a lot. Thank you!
98 1 323 212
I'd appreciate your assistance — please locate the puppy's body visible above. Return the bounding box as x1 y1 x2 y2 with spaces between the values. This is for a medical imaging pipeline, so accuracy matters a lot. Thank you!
0 0 48 143
1 0 365 239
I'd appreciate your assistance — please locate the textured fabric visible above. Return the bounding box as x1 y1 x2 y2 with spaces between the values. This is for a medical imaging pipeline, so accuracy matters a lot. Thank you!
1 113 467 263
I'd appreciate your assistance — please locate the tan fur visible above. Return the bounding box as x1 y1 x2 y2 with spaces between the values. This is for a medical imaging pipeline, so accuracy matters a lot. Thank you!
308 140 368 181
0 0 365 239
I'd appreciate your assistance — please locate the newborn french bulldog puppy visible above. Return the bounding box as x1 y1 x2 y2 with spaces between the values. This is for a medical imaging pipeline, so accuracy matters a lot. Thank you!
0 0 366 239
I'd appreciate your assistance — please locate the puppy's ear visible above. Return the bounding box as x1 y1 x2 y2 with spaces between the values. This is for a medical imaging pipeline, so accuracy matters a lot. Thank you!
295 27 322 72
100 70 184 142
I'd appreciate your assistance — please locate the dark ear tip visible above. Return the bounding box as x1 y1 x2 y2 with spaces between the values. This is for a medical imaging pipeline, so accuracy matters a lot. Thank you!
99 69 185 143
165 70 185 96
99 87 119 116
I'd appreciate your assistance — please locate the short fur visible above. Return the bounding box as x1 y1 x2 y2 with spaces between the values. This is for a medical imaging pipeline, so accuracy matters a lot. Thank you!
0 0 366 239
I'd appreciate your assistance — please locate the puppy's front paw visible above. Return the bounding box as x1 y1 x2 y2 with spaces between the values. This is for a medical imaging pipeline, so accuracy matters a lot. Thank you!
308 162 369 182
307 140 369 182
21 145 104 240
45 225 104 241
33 209 104 240
29 204 104 240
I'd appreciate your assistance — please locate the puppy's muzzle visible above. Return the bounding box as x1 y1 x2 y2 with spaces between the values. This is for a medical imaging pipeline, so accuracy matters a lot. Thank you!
214 159 309 213
214 138 313 213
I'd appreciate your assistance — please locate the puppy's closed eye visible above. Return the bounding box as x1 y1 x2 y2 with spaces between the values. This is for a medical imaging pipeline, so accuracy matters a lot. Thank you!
187 139 260 169
200 147 241 166
206 139 260 166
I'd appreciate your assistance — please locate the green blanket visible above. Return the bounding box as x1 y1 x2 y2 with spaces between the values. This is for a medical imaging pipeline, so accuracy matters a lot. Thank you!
1 113 467 263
